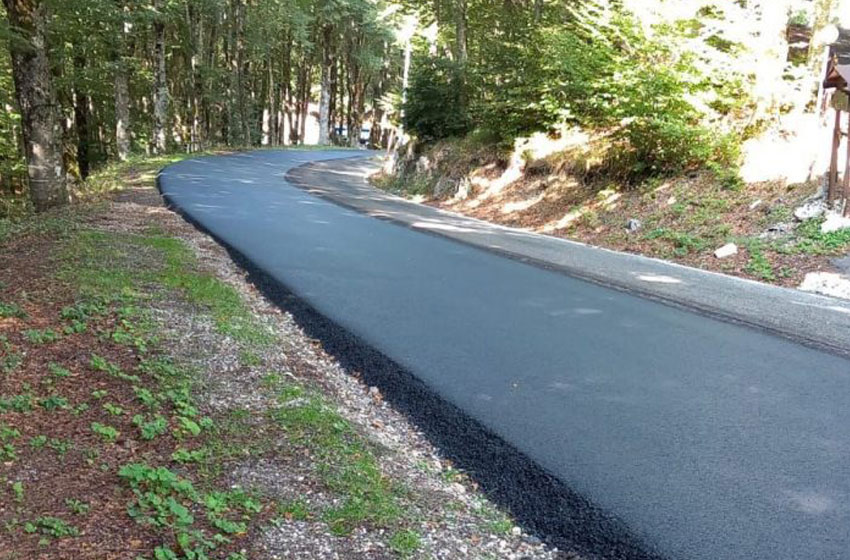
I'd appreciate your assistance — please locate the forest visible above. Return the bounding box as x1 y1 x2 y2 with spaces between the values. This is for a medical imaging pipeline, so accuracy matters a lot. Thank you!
0 1 847 214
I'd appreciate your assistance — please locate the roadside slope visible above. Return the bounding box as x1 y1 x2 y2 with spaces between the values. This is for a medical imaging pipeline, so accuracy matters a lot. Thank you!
289 156 850 358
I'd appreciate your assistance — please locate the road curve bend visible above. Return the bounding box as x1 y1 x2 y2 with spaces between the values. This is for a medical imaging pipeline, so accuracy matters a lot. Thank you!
159 149 850 560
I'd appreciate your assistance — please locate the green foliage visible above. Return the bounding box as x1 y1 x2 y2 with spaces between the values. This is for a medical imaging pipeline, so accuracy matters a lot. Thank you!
23 517 79 539
133 414 169 441
270 384 403 535
23 328 61 345
403 58 472 142
91 422 120 443
389 528 421 556
0 301 26 319
794 218 850 255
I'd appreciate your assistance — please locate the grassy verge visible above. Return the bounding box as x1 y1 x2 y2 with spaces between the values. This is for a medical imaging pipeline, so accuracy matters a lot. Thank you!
2 153 542 560
0 157 412 559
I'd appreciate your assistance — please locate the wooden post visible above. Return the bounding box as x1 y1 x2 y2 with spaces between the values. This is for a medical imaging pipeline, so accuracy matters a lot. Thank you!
829 108 841 204
845 110 850 216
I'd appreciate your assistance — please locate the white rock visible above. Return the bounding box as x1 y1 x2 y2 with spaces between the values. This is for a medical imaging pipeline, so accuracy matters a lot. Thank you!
749 199 763 210
820 211 850 233
714 243 738 259
794 199 827 221
799 272 850 300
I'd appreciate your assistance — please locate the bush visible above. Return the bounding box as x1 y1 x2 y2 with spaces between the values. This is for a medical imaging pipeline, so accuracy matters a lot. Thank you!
403 58 472 142
614 117 741 181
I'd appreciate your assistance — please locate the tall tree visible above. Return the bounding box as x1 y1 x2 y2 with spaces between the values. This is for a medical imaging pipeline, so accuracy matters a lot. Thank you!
3 0 67 211
152 0 168 153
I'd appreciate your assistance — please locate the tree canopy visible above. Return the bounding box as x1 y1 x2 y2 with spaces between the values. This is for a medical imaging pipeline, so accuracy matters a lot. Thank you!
0 0 840 209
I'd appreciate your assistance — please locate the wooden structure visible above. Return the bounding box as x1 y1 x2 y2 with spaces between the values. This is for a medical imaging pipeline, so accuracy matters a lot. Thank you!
823 58 850 216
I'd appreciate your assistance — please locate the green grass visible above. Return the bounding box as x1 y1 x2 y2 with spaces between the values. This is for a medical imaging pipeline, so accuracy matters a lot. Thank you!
793 218 850 255
269 382 406 536
388 528 422 556
61 230 275 346
0 301 27 319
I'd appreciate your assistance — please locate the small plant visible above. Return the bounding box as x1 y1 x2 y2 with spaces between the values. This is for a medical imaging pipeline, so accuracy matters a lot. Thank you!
389 528 422 556
278 499 310 521
103 402 124 416
133 386 159 409
23 328 61 345
91 422 120 443
12 481 24 502
39 395 70 410
49 438 72 456
132 414 168 440
91 389 108 399
65 499 91 515
29 435 48 449
90 354 139 383
1 338 22 374
23 517 79 539
744 242 775 281
171 447 205 464
0 302 27 319
48 363 72 379
0 392 34 413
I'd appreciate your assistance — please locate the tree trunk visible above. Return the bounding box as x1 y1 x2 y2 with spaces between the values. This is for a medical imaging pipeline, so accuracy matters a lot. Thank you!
73 51 91 180
153 0 169 154
114 1 132 161
455 0 468 65
318 26 333 145
3 0 68 211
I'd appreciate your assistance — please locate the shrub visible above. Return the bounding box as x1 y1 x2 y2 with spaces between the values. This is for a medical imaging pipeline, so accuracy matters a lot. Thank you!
403 58 472 142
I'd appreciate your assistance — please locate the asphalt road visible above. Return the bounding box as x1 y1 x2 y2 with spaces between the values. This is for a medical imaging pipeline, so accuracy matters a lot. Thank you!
160 149 850 560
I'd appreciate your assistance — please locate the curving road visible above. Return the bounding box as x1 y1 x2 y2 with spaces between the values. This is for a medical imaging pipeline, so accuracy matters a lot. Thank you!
160 149 850 560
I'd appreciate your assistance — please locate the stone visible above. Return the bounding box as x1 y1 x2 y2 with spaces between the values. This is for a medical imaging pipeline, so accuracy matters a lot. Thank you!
748 199 763 210
799 272 850 300
759 222 794 239
793 199 826 221
713 243 738 259
626 218 642 232
820 211 850 233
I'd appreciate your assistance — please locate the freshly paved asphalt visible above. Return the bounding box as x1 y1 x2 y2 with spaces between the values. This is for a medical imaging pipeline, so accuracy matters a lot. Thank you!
160 149 850 560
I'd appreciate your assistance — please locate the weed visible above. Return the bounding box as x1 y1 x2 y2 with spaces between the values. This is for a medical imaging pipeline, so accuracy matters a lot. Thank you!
389 528 422 556
133 386 159 409
39 395 70 410
103 402 125 416
744 241 775 281
65 499 91 515
794 218 850 255
239 349 262 367
644 227 707 256
12 481 24 502
23 517 79 539
1 443 16 461
48 363 72 379
0 391 34 413
0 302 26 319
171 448 206 464
90 354 140 383
132 414 168 440
271 385 404 535
278 499 311 521
91 422 120 443
23 328 61 345
91 389 108 399
29 435 48 449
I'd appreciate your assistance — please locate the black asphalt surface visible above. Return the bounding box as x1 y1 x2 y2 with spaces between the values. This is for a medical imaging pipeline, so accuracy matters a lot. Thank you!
160 150 850 560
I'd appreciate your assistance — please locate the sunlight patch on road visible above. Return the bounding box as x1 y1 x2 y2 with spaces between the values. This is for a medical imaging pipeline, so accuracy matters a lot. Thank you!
634 273 683 284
